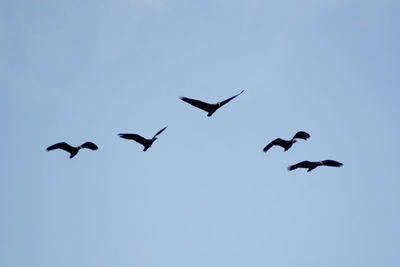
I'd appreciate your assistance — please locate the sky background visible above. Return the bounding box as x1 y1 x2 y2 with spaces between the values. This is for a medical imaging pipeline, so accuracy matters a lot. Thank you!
1 0 400 266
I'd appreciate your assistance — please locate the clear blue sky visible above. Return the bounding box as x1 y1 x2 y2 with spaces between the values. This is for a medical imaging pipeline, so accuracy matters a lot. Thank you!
1 0 400 266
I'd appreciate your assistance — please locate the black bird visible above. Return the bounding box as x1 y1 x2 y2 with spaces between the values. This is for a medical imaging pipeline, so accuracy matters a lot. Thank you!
46 142 98 158
180 90 244 117
118 126 167 151
263 131 310 152
288 160 343 172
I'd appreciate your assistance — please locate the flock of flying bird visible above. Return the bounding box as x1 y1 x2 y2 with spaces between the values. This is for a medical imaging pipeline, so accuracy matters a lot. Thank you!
46 90 343 172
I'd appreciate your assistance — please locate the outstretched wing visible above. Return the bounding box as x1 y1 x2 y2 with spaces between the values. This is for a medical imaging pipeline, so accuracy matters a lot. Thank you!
288 161 312 171
292 131 310 140
46 142 75 153
180 97 214 112
263 138 286 152
81 142 98 150
154 126 168 138
321 160 343 167
219 90 244 107
118 134 148 146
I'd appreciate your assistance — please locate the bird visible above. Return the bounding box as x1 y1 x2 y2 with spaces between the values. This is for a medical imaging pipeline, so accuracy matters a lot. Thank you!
180 90 244 117
288 160 343 172
118 126 167 151
46 142 98 158
263 131 310 153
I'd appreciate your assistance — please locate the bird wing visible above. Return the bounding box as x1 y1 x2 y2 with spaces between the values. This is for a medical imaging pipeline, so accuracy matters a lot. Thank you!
288 161 312 171
263 138 285 152
219 90 244 107
46 142 75 153
321 160 343 167
292 131 310 140
154 126 167 138
118 134 148 145
81 142 98 150
180 97 214 112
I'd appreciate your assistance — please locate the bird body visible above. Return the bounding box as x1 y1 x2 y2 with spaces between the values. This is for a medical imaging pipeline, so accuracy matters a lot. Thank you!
263 131 310 152
288 160 343 172
180 90 244 116
46 142 98 158
118 126 167 151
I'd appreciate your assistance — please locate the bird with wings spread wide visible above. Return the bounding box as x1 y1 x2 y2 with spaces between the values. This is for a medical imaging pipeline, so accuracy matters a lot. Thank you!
288 160 343 172
180 90 244 117
46 142 98 158
263 131 310 153
118 126 167 151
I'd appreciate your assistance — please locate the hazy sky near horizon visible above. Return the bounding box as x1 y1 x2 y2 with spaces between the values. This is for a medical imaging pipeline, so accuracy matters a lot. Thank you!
1 1 400 266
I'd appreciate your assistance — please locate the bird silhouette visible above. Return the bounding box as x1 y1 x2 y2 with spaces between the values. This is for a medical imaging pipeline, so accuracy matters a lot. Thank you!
180 90 244 117
288 160 343 172
263 131 310 152
46 142 98 158
118 126 167 151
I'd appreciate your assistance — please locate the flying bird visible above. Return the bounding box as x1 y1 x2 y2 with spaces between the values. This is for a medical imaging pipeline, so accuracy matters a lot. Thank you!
118 126 167 151
263 131 310 153
46 142 98 158
288 160 343 172
180 90 244 117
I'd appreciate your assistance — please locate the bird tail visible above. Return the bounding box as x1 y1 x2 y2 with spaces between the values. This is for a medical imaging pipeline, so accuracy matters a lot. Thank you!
307 166 316 172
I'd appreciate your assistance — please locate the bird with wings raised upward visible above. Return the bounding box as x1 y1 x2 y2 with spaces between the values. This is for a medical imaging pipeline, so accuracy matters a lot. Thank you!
118 126 167 151
263 131 310 153
180 90 244 117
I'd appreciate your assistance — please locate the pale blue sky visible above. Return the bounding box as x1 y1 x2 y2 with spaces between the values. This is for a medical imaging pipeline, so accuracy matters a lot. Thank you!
1 0 400 266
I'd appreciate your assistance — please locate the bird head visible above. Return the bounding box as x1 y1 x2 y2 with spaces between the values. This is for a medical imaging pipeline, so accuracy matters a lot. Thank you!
291 139 297 144
217 102 221 106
